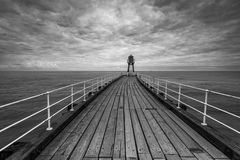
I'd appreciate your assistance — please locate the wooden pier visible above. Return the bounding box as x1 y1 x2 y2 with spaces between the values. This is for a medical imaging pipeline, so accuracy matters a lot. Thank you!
32 76 229 160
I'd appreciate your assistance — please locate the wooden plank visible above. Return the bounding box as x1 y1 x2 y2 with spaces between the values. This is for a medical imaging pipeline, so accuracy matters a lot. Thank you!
165 154 181 160
151 105 200 149
53 81 121 160
139 88 194 158
139 154 152 160
83 158 98 160
130 83 164 159
113 84 125 159
135 83 215 159
35 155 52 160
181 158 197 160
38 99 98 158
164 109 226 159
133 82 177 155
130 109 150 155
136 82 227 159
128 79 151 157
151 109 214 159
159 122 193 157
36 82 117 160
124 81 137 159
192 152 213 160
99 84 121 157
83 80 120 158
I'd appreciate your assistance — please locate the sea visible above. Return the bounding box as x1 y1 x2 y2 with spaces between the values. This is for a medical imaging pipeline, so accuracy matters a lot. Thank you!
0 71 240 151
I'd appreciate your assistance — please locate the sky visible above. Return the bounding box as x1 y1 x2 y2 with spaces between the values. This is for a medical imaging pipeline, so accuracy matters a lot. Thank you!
0 0 240 71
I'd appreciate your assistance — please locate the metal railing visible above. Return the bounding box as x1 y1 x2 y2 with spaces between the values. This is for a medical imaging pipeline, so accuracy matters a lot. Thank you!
0 73 121 152
137 73 240 135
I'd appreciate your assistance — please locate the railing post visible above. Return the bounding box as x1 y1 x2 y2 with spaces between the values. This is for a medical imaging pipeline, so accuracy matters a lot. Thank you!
152 77 154 90
70 85 74 111
177 84 181 109
157 79 159 94
96 78 99 91
148 76 150 87
83 81 86 101
164 81 168 100
46 92 53 130
91 79 94 95
103 76 105 85
101 77 103 87
149 76 151 87
103 76 104 85
201 89 208 126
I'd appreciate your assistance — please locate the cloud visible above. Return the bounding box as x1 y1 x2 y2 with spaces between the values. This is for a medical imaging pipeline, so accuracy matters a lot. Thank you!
0 0 240 70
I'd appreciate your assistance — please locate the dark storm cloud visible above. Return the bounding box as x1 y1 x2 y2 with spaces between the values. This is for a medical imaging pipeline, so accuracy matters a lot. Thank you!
0 0 239 70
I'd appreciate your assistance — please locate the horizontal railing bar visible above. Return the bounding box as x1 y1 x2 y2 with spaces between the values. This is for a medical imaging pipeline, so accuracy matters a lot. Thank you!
50 85 104 119
0 74 120 153
48 94 72 108
179 99 205 115
0 74 116 110
165 92 178 101
158 84 165 88
50 102 72 118
0 93 46 109
142 74 240 118
85 84 95 90
140 75 206 115
0 83 96 133
139 73 240 135
166 87 179 95
0 86 87 133
156 78 206 92
152 86 164 94
49 76 99 93
150 75 240 99
140 73 240 101
140 74 240 134
209 90 240 100
206 114 240 134
48 84 74 93
73 94 85 103
0 118 48 152
72 88 84 96
0 106 47 133
154 78 240 118
180 93 205 104
207 103 240 119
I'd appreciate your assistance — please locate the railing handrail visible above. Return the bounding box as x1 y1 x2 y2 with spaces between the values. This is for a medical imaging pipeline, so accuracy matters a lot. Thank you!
0 74 113 110
137 73 240 135
0 73 121 152
139 74 240 100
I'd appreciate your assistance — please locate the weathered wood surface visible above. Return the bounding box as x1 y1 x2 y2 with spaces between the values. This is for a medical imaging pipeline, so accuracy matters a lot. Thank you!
36 76 229 160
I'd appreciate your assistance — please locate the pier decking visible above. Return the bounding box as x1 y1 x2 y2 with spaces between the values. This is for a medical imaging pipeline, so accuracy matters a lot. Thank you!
35 76 228 160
